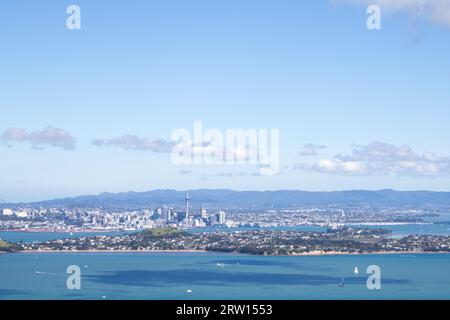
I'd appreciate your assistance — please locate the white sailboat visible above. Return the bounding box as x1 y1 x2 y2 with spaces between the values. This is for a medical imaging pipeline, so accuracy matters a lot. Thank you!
354 266 359 275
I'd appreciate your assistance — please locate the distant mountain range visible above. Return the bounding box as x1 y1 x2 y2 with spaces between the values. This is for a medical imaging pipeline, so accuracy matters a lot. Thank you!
5 189 450 209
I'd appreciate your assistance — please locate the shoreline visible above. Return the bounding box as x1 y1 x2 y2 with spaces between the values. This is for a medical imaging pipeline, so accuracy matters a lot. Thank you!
345 222 432 226
19 249 208 254
0 229 132 234
12 249 450 256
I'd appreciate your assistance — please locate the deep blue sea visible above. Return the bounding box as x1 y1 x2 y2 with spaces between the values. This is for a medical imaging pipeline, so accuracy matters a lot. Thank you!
0 252 449 300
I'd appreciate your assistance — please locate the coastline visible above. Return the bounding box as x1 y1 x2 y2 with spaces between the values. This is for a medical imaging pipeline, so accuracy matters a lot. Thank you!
0 229 131 233
12 249 450 256
345 222 432 226
19 249 208 254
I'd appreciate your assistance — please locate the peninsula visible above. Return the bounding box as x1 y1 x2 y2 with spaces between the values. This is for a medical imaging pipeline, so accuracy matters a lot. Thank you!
12 227 450 256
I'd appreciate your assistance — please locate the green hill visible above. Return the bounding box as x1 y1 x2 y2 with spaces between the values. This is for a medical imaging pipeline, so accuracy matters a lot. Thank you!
0 240 20 253
138 228 191 238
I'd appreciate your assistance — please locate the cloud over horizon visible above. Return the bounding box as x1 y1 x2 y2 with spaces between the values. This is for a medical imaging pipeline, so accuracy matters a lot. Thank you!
1 126 76 150
173 139 259 163
334 0 450 27
298 144 327 156
296 142 450 177
179 169 192 175
91 135 175 153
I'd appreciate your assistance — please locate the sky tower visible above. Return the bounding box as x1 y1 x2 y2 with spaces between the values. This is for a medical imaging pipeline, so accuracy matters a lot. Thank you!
185 193 190 221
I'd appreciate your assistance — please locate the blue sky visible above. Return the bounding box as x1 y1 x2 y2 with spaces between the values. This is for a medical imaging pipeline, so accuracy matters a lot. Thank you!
1 0 450 202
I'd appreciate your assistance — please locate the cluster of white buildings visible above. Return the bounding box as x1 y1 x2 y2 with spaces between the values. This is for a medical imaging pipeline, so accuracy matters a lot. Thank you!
1 208 29 218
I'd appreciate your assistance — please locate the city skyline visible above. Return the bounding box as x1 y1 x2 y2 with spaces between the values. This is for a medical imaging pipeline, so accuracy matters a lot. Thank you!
2 0 450 202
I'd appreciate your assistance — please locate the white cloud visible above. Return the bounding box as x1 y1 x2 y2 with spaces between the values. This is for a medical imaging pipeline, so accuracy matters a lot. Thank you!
341 142 418 162
334 0 450 27
296 141 450 177
92 135 175 153
319 159 367 174
175 139 258 163
299 144 327 156
1 126 76 150
200 171 257 180
297 159 369 175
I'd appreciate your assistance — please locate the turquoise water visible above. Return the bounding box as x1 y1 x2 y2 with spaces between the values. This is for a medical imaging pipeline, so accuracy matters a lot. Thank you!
1 223 449 300
0 252 449 300
1 223 448 245
348 223 450 237
426 212 450 223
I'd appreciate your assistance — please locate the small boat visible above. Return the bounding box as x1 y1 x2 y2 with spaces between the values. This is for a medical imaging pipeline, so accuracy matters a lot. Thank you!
338 278 345 288
354 267 359 275
186 289 193 293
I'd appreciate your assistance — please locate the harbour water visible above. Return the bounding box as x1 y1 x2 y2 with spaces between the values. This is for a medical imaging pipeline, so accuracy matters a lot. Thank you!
348 223 450 237
1 222 450 244
0 252 449 300
1 222 450 300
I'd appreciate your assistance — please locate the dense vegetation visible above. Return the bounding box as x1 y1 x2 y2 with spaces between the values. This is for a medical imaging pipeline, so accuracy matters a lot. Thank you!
0 240 21 253
136 227 191 238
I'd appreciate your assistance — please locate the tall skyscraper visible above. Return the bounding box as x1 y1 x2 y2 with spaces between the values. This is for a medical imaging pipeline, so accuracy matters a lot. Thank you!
217 211 226 224
162 206 172 222
200 207 208 219
185 193 190 221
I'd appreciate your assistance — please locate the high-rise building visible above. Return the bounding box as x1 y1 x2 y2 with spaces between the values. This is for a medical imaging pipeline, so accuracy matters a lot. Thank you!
200 207 208 219
162 207 172 222
217 211 226 224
